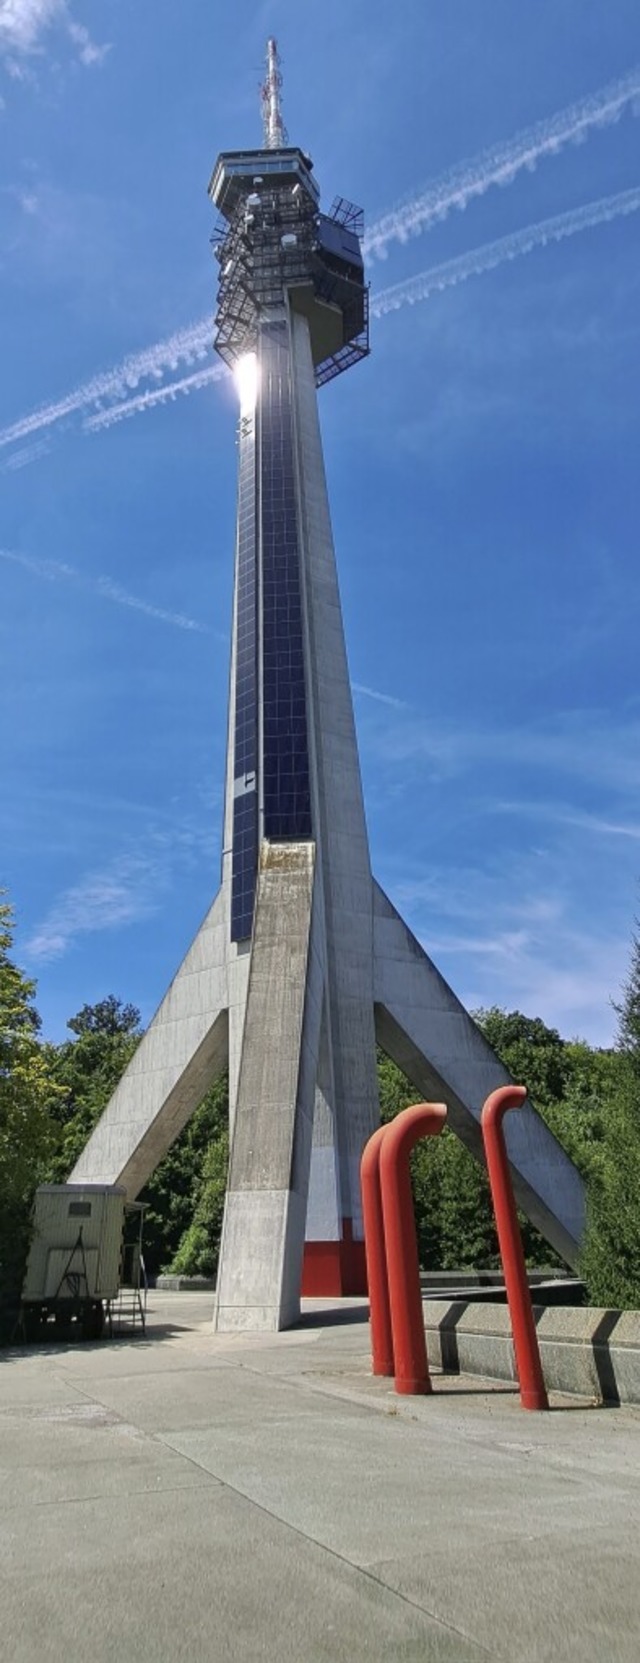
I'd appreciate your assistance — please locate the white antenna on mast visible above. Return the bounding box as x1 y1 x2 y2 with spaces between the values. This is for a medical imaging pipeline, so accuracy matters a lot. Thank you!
261 37 287 149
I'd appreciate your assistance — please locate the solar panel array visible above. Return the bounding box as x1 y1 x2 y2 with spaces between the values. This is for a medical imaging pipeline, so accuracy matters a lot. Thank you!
230 408 259 943
261 322 312 843
229 319 312 944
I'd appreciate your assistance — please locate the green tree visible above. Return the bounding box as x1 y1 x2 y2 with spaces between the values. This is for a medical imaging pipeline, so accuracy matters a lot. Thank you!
377 1048 421 1124
168 1128 229 1278
0 897 60 1327
579 928 640 1307
544 1041 616 1181
67 996 141 1038
376 1048 496 1270
474 1008 570 1109
613 920 640 1065
436 1132 499 1269
580 1059 640 1307
47 997 142 1178
143 1074 229 1275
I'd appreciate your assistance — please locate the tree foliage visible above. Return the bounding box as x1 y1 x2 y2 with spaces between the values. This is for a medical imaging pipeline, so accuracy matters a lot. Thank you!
140 1076 228 1275
47 999 142 1179
579 1061 640 1307
613 922 640 1064
67 996 141 1038
475 1008 570 1108
0 898 60 1325
168 1126 229 1278
579 927 640 1306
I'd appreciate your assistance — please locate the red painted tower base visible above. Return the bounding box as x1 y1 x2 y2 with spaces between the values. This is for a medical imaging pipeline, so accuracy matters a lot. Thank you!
301 1219 367 1296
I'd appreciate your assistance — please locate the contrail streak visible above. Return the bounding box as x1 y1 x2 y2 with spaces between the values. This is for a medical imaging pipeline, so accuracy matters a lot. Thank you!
370 186 640 316
84 363 226 432
1 59 638 461
0 317 213 451
39 186 640 432
364 65 640 258
0 437 51 472
0 547 211 634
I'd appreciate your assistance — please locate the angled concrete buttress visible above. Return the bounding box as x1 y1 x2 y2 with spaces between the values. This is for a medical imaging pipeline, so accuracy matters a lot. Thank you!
69 60 586 1328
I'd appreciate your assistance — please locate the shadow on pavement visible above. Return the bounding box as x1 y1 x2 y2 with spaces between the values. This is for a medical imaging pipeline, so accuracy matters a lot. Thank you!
0 1320 194 1361
294 1306 370 1329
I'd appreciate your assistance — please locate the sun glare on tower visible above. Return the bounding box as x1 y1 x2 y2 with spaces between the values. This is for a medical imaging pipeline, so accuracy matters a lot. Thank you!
235 352 259 414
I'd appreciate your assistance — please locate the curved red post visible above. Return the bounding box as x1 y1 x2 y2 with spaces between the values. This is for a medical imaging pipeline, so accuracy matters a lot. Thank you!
380 1103 447 1395
481 1086 549 1412
361 1125 394 1376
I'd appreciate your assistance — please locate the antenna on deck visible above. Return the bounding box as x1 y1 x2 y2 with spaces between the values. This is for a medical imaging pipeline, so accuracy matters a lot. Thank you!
261 37 287 149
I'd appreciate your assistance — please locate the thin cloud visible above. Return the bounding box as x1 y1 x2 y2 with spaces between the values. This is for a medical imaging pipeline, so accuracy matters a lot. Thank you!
351 680 408 710
0 0 64 54
0 547 213 635
365 64 640 258
25 820 217 963
1 436 50 470
0 1 108 65
25 853 160 963
433 918 628 1046
390 853 631 1045
84 363 225 433
66 20 109 67
364 706 640 798
0 317 214 452
496 800 640 842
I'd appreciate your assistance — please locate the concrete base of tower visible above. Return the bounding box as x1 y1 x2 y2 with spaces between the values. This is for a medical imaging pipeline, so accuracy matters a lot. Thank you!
301 1221 367 1297
68 864 587 1336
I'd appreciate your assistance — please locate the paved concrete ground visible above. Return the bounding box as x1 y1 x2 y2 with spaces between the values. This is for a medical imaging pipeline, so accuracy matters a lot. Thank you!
1 1293 638 1663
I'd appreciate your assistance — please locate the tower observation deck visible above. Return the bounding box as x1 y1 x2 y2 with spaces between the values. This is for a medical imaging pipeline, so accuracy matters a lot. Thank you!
70 42 585 1331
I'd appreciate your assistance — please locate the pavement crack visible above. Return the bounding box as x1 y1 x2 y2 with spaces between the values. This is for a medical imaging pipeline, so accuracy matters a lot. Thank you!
155 1431 497 1658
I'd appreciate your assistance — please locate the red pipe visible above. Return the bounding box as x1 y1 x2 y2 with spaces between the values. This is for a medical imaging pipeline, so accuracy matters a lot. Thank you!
380 1103 447 1394
481 1086 549 1412
360 1125 394 1376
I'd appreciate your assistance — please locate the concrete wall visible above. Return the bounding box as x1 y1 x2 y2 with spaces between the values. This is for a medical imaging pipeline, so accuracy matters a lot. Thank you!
425 1299 640 1405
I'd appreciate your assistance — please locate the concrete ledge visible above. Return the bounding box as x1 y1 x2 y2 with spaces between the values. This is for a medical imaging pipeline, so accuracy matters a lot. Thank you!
156 1275 216 1292
420 1272 584 1305
424 1299 640 1405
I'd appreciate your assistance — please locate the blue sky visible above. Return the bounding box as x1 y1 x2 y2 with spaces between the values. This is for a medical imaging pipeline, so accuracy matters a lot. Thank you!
1 1 639 1047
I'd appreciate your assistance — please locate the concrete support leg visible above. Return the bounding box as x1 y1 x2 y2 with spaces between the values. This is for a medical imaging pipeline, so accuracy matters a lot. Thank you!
214 843 324 1332
69 889 230 1197
372 879 585 1267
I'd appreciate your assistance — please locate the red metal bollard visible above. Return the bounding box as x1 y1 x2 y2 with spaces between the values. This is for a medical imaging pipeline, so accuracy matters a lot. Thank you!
380 1103 447 1395
361 1125 394 1376
481 1086 549 1412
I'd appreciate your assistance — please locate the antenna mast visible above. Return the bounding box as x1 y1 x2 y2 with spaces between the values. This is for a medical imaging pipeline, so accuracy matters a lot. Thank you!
261 37 287 149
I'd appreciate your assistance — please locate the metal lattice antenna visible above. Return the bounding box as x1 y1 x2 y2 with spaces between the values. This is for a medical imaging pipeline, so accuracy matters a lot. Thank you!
261 37 287 149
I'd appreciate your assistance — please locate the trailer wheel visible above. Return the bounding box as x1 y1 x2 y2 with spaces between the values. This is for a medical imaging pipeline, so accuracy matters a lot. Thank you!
23 1304 46 1342
82 1300 105 1341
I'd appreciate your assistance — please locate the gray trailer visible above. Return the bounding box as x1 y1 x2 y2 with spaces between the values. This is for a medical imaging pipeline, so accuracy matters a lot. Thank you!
22 1184 130 1340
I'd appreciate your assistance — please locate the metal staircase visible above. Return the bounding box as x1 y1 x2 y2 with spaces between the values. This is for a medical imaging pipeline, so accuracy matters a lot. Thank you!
105 1250 148 1337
